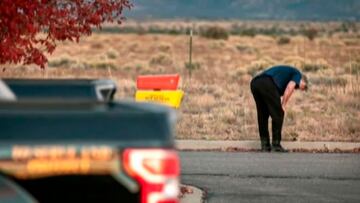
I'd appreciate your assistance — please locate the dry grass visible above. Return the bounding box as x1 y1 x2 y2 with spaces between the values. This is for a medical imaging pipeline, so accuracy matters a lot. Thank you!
1 21 360 142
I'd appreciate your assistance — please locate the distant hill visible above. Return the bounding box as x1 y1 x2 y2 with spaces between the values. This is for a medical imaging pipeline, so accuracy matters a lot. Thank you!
126 0 360 21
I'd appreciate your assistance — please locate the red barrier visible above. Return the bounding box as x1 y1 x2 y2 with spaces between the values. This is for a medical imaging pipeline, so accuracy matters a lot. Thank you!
136 74 180 90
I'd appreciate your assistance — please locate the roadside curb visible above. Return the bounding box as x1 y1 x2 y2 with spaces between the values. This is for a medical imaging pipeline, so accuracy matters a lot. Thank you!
176 140 360 151
180 184 204 203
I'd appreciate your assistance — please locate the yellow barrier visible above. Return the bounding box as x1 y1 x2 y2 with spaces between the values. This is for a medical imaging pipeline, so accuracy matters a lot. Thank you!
135 90 184 108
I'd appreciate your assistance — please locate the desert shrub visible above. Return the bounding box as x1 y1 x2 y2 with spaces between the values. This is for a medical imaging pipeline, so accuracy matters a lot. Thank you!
231 68 247 77
185 62 201 78
165 26 186 35
106 49 118 59
93 26 121 34
200 26 229 40
149 54 173 66
148 25 162 34
48 56 76 67
136 26 147 35
343 39 360 46
135 64 143 71
235 44 257 54
287 131 300 141
339 21 358 33
282 56 305 68
128 42 139 52
341 96 360 112
345 60 360 75
344 117 360 135
87 61 117 70
220 109 237 125
302 28 318 41
277 36 291 45
229 24 241 35
158 43 172 52
209 40 226 49
167 28 183 35
238 28 257 37
230 24 292 37
93 26 146 35
285 110 296 125
122 60 147 72
310 77 347 87
184 62 201 70
90 42 104 49
247 65 264 77
247 57 276 76
96 25 146 35
262 26 284 36
303 64 325 72
194 93 216 110
302 60 329 72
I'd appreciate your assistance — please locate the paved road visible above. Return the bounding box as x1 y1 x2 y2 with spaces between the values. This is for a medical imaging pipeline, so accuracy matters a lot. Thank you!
180 152 360 203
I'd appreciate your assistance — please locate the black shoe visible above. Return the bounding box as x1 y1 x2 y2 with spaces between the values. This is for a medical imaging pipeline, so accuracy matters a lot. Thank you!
271 144 288 153
261 144 271 152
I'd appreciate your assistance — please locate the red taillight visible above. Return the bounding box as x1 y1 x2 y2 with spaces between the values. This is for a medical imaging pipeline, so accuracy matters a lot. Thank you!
123 149 180 203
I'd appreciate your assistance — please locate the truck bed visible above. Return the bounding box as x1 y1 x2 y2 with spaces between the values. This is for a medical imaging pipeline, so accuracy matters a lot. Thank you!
0 100 175 148
3 79 116 101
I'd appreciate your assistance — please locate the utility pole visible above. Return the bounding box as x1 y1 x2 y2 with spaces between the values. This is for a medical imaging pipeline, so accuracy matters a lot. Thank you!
188 28 193 79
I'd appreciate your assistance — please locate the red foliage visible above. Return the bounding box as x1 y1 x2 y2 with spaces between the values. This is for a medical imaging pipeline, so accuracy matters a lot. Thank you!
0 0 132 68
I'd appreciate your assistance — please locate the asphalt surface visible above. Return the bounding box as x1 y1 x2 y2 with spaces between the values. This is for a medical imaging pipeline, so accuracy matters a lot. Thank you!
180 152 360 203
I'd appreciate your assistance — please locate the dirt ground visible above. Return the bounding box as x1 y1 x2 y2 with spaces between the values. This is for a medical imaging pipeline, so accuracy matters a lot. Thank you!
1 21 360 142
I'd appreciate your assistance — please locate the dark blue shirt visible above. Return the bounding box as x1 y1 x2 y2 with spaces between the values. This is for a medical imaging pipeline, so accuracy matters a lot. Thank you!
258 65 302 95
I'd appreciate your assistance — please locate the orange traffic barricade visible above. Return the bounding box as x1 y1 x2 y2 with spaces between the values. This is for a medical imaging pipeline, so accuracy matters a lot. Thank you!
135 74 184 109
136 74 180 90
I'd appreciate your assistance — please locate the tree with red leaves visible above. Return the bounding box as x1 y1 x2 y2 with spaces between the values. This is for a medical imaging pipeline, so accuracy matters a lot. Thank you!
0 0 132 68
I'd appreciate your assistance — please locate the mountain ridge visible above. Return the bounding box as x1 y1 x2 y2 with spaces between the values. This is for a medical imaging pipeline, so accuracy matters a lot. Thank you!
126 0 360 21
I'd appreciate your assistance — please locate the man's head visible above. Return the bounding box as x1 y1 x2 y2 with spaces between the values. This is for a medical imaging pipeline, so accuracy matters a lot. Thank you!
300 74 308 91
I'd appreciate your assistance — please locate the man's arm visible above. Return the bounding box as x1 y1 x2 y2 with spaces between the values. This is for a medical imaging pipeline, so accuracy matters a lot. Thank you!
281 81 296 111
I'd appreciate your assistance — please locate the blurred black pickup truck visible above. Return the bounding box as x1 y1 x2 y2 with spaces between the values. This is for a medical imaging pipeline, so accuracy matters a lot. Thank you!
4 79 117 101
0 80 180 203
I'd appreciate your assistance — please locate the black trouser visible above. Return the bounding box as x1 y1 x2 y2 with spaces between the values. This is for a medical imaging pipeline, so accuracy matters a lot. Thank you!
250 76 284 145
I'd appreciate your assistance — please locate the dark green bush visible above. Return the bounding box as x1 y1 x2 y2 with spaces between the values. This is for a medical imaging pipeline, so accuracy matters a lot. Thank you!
185 62 201 78
277 36 291 45
302 28 318 41
239 28 257 37
200 26 229 40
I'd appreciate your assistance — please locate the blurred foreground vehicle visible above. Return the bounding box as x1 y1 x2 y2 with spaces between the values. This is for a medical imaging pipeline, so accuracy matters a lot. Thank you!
0 79 180 203
4 79 117 102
